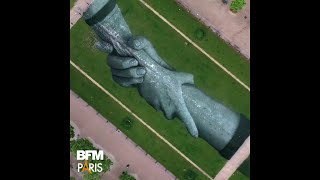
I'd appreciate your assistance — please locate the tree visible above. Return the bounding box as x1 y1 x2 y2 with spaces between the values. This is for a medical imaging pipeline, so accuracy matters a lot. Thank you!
183 169 198 180
121 117 134 130
70 125 75 139
70 138 95 156
83 171 101 180
119 171 136 180
230 0 246 13
70 138 113 178
92 157 113 172
194 29 206 41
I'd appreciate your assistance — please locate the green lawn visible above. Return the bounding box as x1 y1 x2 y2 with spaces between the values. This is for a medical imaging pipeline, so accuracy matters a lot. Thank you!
70 0 249 179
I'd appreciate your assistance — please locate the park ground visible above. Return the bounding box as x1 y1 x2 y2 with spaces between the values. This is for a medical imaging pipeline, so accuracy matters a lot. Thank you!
70 91 175 180
175 0 250 59
70 0 249 179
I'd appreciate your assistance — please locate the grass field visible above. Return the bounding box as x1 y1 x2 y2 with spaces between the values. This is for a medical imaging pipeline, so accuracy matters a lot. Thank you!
70 0 249 179
70 0 76 9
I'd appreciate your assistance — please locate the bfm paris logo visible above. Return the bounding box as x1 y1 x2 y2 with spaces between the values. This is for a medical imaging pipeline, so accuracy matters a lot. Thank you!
77 150 104 174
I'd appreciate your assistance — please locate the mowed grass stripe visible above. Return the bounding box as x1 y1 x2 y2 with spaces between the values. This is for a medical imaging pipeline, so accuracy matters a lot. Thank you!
138 0 249 91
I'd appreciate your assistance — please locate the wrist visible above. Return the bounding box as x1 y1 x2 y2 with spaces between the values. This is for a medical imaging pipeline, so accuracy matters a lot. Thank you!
83 0 117 26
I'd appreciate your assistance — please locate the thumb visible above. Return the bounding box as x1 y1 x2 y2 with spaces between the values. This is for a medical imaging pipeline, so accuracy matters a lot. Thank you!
128 36 173 70
176 105 198 137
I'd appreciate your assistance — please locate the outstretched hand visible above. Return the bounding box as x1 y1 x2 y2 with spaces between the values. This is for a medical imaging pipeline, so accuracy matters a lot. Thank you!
95 36 173 87
95 39 146 87
95 36 198 137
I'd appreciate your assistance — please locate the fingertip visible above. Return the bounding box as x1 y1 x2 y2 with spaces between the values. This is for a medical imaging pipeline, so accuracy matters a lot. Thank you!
107 55 138 69
136 67 146 76
190 127 199 137
133 39 141 49
135 77 144 84
112 76 131 87
177 109 198 137
128 36 147 50
112 75 143 87
129 59 139 67
185 122 198 137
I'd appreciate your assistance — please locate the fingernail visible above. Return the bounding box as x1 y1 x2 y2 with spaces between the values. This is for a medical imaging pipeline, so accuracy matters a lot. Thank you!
134 40 141 48
137 68 146 75
130 60 138 66
136 78 144 83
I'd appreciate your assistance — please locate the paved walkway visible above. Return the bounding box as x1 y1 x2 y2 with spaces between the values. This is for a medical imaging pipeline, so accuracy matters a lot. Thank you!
70 0 93 29
70 60 215 179
214 136 250 180
70 90 175 180
176 0 250 60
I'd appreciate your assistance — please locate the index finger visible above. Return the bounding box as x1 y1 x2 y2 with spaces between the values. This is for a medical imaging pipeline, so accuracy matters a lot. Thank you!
107 55 138 69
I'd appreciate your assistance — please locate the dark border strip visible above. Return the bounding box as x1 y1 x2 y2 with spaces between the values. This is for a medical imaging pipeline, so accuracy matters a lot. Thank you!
219 114 250 160
85 0 117 26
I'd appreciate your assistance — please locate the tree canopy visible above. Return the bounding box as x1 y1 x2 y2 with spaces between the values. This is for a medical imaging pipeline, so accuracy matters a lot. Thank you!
119 171 136 180
183 169 198 180
121 117 134 130
70 138 113 179
230 0 246 13
70 125 75 139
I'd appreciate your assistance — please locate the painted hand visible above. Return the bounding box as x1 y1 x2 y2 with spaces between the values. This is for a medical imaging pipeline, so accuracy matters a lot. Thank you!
94 40 146 87
96 36 198 137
